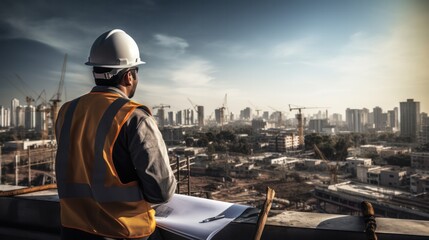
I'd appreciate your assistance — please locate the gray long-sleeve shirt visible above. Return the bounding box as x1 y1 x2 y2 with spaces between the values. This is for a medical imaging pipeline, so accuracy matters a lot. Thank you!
92 86 176 204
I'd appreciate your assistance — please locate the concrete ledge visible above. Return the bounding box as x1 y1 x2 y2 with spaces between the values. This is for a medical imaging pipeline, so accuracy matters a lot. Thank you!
0 186 428 240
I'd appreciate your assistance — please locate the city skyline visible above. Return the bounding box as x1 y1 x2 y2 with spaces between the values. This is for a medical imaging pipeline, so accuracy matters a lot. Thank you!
0 0 428 115
0 95 425 121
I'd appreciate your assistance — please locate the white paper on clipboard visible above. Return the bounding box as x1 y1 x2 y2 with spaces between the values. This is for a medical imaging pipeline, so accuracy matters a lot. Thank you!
155 194 249 240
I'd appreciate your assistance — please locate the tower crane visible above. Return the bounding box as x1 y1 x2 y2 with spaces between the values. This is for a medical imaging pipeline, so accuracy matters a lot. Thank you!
268 106 284 127
35 89 50 140
216 94 228 128
14 74 37 107
50 54 67 127
153 104 171 110
288 104 329 149
248 101 262 118
187 97 204 127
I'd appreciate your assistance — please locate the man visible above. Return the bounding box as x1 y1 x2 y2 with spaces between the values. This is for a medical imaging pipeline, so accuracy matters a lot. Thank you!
55 29 176 240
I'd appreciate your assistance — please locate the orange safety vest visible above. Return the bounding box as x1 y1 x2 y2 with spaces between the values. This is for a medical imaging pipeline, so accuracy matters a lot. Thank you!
55 92 155 238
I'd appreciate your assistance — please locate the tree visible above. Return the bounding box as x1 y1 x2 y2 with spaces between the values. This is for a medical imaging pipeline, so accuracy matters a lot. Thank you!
384 154 411 167
415 143 429 152
305 134 323 150
320 143 335 160
196 135 209 147
185 137 194 147
334 136 352 161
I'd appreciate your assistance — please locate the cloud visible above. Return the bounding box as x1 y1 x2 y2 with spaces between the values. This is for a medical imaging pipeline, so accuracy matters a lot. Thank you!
154 34 189 50
272 36 317 59
3 17 94 56
171 58 215 86
207 41 256 59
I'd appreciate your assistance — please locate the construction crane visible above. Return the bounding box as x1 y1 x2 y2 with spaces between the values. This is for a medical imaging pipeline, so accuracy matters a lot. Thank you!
35 89 50 140
187 98 204 127
216 94 228 128
248 101 262 118
50 54 67 127
288 104 328 149
268 106 284 127
153 104 171 127
314 144 338 184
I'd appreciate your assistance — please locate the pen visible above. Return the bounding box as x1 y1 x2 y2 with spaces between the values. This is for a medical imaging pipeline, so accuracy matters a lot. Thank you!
200 214 225 223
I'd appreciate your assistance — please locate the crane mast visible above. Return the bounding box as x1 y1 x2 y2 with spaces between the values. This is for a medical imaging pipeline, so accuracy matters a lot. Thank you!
289 104 329 149
50 54 67 128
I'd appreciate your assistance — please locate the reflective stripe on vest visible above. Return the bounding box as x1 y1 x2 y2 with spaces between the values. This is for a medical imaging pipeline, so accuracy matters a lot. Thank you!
56 97 144 202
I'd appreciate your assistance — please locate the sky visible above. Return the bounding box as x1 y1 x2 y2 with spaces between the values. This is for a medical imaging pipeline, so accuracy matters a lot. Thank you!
0 0 428 118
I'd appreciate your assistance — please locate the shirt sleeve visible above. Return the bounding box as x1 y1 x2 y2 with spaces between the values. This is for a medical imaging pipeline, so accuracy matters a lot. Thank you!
126 108 177 204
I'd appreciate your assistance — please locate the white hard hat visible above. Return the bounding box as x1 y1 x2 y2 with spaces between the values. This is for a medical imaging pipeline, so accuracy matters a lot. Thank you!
85 29 145 68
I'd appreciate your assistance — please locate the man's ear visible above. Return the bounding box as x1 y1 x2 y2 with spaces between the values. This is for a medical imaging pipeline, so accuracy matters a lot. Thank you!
124 71 133 86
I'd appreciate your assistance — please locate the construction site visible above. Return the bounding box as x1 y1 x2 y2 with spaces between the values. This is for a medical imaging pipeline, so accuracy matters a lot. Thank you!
0 55 428 239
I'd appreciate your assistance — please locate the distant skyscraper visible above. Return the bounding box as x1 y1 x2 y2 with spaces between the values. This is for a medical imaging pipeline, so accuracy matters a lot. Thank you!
197 106 204 127
420 113 429 144
262 111 269 120
373 106 383 130
16 106 25 127
331 113 343 126
176 111 182 125
400 99 420 141
421 112 429 130
388 107 399 131
184 109 192 125
346 108 364 133
11 98 19 127
168 111 174 126
309 119 328 133
157 108 165 127
240 107 251 120
362 108 370 127
25 105 36 129
0 105 9 127
35 105 47 132
215 108 222 124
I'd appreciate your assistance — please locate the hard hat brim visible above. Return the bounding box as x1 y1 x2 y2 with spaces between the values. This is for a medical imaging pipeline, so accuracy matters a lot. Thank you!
85 60 146 68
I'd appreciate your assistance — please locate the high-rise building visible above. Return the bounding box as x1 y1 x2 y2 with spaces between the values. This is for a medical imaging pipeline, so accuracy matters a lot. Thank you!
421 112 429 130
168 111 174 126
240 107 251 120
183 109 192 125
346 108 365 133
0 105 10 127
420 113 429 145
197 106 204 127
215 108 224 124
330 113 343 126
362 108 370 127
11 98 19 127
176 111 182 125
25 105 36 129
373 106 383 130
157 108 165 128
309 119 328 133
16 105 25 127
400 99 420 141
35 105 48 132
388 107 399 131
262 111 269 120
190 109 194 125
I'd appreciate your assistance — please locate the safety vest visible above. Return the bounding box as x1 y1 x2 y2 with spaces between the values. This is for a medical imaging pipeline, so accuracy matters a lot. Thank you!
55 92 155 238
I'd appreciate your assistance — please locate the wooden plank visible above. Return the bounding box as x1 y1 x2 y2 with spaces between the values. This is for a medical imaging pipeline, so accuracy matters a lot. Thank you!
253 187 275 240
0 184 57 197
